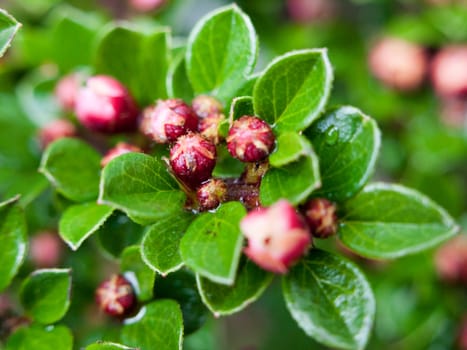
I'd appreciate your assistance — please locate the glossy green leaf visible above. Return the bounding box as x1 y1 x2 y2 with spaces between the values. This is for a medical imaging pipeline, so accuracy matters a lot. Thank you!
59 202 114 250
121 246 155 302
186 5 257 104
269 132 314 168
305 106 381 202
6 325 73 350
95 26 170 105
121 300 183 350
260 152 321 206
0 9 21 57
339 183 460 259
4 172 48 207
39 138 101 202
180 202 246 285
0 196 27 292
229 96 254 121
86 342 136 350
98 153 185 226
141 211 194 276
283 250 375 350
197 258 273 316
167 53 194 102
253 49 333 133
154 270 208 335
20 268 72 324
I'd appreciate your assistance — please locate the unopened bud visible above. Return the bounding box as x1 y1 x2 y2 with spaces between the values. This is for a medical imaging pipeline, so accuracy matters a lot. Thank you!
199 113 225 144
95 274 136 318
55 73 83 112
38 119 76 149
431 45 467 97
29 231 63 268
101 142 143 167
192 95 223 119
302 198 338 239
197 179 227 211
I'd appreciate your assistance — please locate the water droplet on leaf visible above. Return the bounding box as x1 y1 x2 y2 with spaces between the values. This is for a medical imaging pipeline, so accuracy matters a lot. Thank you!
325 126 339 145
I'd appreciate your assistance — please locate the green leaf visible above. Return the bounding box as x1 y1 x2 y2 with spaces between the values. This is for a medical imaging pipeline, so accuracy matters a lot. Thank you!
20 268 72 324
39 138 101 202
269 132 314 168
0 196 27 292
338 183 460 259
59 202 114 250
283 250 375 350
253 49 333 133
212 146 245 178
4 172 48 207
229 96 254 121
121 245 155 302
186 4 257 104
121 300 183 350
96 212 144 259
197 258 273 316
141 211 194 276
86 342 136 350
154 270 208 335
260 152 321 206
180 202 246 285
95 26 170 105
0 9 21 57
305 106 381 202
98 153 186 226
6 325 73 350
167 53 194 102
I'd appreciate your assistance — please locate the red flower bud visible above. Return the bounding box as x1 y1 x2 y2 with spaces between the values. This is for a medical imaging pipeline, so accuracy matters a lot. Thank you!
130 0 166 12
302 198 338 239
95 274 136 317
197 179 227 211
192 95 223 119
431 45 467 97
38 119 76 149
241 200 311 274
369 37 428 91
287 0 337 23
140 99 198 143
75 75 139 133
435 235 467 285
29 231 63 268
169 133 216 187
227 116 275 163
199 113 225 144
54 73 83 112
101 142 143 167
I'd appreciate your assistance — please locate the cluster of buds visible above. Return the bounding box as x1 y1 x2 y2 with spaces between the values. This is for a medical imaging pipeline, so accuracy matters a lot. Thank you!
95 274 136 318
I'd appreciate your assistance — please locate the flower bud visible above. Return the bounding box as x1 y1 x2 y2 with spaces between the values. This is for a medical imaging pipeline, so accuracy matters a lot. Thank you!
38 119 76 149
101 142 142 167
302 198 338 239
192 95 223 119
435 235 467 285
287 0 337 23
54 73 83 112
439 98 467 128
130 0 166 12
368 37 428 91
241 200 311 274
197 179 227 211
75 75 139 133
227 116 275 163
29 231 63 268
95 274 136 317
199 113 225 144
169 133 216 188
140 99 198 143
431 45 467 97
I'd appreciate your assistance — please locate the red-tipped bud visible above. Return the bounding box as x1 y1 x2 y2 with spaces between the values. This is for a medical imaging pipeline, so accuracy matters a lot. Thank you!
192 95 223 119
38 119 76 149
369 37 428 91
29 231 63 268
431 45 467 97
101 142 142 167
130 0 166 12
197 179 227 211
435 235 467 285
95 274 136 317
75 75 139 133
302 198 338 239
227 116 275 163
54 73 83 112
169 133 216 187
287 0 337 23
241 200 311 274
199 113 225 144
140 99 198 143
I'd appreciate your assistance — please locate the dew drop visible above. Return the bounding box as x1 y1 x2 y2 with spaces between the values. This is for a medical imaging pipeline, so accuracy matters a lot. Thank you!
325 126 339 145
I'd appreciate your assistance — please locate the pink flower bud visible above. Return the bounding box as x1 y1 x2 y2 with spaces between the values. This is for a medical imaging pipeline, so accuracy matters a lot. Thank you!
431 45 467 97
29 231 63 268
130 0 166 12
241 200 311 274
75 75 139 133
170 133 216 188
95 274 136 317
197 178 227 211
101 142 143 167
302 198 338 239
38 119 76 149
199 113 225 144
227 116 275 163
140 99 198 144
54 73 83 112
192 95 223 119
287 0 337 23
435 235 467 285
368 37 428 91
